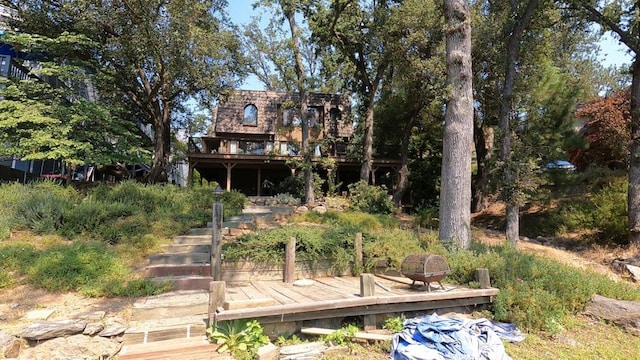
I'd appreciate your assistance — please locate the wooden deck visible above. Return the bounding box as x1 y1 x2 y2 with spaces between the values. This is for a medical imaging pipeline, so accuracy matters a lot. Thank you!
213 274 498 325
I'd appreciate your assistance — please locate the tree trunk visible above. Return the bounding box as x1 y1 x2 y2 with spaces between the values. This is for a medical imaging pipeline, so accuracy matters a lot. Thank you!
393 119 415 206
439 0 473 249
499 0 540 246
360 92 376 183
628 57 640 244
472 118 492 213
148 101 171 183
285 4 314 205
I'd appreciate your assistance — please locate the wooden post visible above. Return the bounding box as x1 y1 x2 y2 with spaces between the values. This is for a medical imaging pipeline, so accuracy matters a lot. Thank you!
476 268 491 289
208 281 226 327
211 200 223 281
284 237 296 283
354 233 363 272
360 273 376 331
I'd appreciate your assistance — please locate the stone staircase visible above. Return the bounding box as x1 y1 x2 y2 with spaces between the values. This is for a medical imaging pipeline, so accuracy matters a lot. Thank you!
119 201 293 355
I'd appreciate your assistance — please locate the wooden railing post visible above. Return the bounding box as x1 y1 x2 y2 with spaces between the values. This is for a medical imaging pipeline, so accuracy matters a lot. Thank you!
476 268 491 289
360 273 376 331
284 237 296 283
208 281 226 327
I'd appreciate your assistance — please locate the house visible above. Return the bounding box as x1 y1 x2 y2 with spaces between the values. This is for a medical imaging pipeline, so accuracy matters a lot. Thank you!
187 90 401 196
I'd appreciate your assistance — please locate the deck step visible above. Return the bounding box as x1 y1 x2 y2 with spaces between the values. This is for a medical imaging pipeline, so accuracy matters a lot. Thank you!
144 264 211 278
148 252 210 265
123 316 210 345
119 335 231 359
151 275 214 291
131 290 209 322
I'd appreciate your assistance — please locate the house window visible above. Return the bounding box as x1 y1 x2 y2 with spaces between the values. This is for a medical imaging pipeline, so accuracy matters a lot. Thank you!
283 108 301 127
243 104 258 126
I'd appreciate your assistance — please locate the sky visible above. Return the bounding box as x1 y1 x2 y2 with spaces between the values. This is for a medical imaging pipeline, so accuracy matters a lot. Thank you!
226 1 634 90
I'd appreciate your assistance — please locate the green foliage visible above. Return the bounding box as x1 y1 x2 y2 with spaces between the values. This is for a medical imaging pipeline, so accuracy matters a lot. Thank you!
322 324 359 346
413 206 439 229
347 181 396 215
275 172 324 202
382 316 405 333
221 190 251 219
207 320 269 359
0 243 39 290
0 181 248 296
531 178 628 243
445 243 640 332
25 241 166 297
294 210 398 231
12 181 78 234
223 225 352 273
274 193 300 206
362 229 425 271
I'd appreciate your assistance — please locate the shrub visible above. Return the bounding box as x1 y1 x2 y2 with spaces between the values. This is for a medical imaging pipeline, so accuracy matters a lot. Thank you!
294 210 398 231
0 242 39 289
221 190 250 219
347 181 395 214
362 228 425 271
26 240 167 297
14 191 74 234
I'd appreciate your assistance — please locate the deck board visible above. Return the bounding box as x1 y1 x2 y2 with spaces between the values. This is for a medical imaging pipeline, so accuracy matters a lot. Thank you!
249 281 290 305
313 277 361 298
216 276 498 324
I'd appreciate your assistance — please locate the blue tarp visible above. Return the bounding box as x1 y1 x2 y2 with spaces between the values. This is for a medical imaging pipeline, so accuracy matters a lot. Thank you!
391 313 525 360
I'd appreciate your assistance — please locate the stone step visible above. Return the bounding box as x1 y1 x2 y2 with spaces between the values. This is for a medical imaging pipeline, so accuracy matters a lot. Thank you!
130 290 209 322
151 275 214 291
144 264 211 278
148 252 210 265
161 244 211 253
201 226 256 237
119 335 231 359
173 235 213 244
123 316 210 346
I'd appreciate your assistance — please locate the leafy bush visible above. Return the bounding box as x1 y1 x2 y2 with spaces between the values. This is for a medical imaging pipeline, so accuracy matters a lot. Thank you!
535 179 627 243
14 191 74 234
207 320 269 360
221 190 250 219
362 228 425 271
444 243 640 332
347 181 395 214
294 210 398 231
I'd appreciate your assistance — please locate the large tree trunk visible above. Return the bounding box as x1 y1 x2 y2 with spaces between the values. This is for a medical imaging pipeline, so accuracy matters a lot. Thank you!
147 99 171 183
285 4 314 205
439 0 473 249
360 92 376 183
499 0 539 246
628 58 640 244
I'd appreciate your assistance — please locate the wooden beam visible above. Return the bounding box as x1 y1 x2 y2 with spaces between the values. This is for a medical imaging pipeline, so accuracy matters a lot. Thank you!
223 298 277 310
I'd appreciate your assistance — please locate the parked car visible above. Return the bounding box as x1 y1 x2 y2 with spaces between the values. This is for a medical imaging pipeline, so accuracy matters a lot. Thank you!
545 160 577 172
